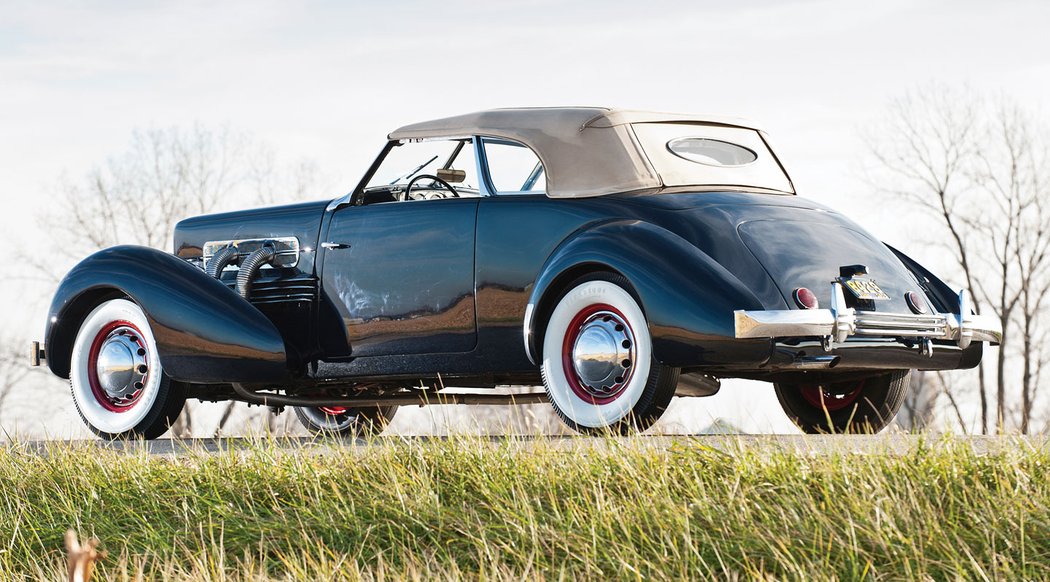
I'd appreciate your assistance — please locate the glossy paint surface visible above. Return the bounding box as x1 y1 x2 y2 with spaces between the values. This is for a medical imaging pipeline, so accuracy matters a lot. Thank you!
47 187 982 388
516 214 770 368
174 199 330 365
320 198 479 357
315 190 975 379
45 246 288 383
174 199 329 276
886 244 961 314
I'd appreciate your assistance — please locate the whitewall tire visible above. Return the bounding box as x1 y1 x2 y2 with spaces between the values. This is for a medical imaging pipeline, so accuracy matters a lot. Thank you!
540 273 679 433
69 298 186 439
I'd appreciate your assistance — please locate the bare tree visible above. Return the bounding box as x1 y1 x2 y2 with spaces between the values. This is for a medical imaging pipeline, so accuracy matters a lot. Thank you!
959 101 1050 433
866 87 1050 433
864 86 989 432
0 339 31 421
896 370 940 431
982 104 1050 433
26 124 320 437
935 371 969 432
246 146 325 206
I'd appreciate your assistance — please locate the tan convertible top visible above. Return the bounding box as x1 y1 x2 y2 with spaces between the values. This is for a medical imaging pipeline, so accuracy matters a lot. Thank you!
389 107 795 198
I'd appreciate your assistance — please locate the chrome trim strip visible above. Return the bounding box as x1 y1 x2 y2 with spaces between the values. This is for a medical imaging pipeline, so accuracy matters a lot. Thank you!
203 237 301 269
522 303 536 365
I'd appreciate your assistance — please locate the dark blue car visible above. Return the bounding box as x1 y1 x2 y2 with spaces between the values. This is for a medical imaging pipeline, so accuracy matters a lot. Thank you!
32 107 1001 439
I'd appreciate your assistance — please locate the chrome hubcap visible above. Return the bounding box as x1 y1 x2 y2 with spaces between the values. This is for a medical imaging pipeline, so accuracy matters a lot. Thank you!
96 327 149 401
571 311 635 397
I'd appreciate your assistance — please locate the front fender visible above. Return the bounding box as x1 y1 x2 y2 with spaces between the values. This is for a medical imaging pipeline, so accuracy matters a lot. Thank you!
45 245 289 383
525 220 771 367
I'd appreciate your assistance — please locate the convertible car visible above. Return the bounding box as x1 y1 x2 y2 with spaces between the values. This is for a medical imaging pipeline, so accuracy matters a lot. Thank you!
31 107 1001 439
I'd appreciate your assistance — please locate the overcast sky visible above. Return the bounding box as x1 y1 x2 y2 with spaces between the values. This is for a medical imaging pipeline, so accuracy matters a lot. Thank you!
1 0 1047 434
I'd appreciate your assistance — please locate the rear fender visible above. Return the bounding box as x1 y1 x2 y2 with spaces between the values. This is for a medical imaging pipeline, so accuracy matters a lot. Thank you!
525 220 770 367
885 243 960 314
44 246 289 383
886 244 987 366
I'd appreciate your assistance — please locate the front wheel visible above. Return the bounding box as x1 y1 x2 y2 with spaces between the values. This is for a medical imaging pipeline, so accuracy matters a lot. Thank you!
540 273 679 434
69 299 186 440
774 370 911 434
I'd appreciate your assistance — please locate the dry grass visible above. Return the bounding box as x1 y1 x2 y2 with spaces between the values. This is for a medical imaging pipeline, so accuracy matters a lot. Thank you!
0 435 1047 580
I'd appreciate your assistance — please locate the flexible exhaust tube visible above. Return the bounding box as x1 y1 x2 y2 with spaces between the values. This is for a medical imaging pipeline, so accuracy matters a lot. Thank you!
237 243 277 299
206 245 240 278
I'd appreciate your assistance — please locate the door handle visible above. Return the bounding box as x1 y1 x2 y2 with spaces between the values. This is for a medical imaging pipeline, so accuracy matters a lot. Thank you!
321 242 351 250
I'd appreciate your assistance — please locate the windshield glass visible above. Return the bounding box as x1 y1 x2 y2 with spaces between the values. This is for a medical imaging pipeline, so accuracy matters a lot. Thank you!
366 138 480 192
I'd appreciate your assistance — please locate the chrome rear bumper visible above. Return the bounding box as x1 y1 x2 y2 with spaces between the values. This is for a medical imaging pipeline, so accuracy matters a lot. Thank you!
735 282 1001 350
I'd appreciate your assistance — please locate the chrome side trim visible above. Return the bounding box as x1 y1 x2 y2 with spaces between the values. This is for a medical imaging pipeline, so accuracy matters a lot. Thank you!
522 303 536 365
734 283 1003 348
203 237 301 269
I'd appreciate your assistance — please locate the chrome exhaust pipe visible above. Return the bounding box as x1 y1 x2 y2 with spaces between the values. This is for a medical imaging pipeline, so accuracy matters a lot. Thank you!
790 355 840 369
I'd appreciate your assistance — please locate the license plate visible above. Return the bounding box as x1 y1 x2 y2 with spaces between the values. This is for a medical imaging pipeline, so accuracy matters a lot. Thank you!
843 278 889 300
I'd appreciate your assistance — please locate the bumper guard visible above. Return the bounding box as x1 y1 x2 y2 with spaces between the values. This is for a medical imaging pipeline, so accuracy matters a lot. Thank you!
29 341 46 367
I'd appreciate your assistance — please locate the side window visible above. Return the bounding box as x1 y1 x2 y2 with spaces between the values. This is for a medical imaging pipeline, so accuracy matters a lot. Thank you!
481 138 546 194
362 138 481 203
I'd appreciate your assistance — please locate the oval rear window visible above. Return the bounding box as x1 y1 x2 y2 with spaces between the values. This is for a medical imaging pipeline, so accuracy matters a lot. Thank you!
667 137 757 167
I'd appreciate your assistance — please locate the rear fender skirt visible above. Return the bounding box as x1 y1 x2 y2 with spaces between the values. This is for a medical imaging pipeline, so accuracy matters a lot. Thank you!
45 245 289 383
525 220 771 367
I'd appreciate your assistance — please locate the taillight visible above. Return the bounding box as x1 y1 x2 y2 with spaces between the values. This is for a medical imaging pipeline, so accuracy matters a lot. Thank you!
905 291 928 314
793 287 819 309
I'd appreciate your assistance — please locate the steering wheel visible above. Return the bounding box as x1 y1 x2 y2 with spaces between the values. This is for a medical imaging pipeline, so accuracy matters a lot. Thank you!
402 174 459 201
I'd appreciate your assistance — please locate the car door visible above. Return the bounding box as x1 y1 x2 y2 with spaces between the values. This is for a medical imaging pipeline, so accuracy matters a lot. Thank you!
320 197 479 357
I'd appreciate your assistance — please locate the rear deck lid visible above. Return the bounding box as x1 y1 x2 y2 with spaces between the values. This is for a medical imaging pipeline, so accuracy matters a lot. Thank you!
738 218 920 313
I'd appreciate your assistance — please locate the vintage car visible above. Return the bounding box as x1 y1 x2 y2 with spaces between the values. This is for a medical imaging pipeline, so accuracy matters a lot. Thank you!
32 107 1001 439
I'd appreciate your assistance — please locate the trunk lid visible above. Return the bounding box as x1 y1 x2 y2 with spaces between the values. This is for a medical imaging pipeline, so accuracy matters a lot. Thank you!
629 192 925 313
737 216 920 313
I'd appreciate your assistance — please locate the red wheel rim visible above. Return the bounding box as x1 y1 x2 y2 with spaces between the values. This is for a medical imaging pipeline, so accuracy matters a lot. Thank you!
800 380 864 412
319 406 348 416
87 320 149 413
561 303 636 405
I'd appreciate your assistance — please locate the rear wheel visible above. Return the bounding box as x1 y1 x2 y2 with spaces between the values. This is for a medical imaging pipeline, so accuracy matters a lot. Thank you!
294 405 396 437
69 299 186 440
540 273 679 434
774 370 911 433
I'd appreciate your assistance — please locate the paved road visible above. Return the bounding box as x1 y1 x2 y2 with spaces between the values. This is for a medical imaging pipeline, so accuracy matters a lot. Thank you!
7 434 1045 456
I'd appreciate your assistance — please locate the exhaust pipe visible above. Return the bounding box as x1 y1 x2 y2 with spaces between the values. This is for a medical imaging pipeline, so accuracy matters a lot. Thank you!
791 355 840 369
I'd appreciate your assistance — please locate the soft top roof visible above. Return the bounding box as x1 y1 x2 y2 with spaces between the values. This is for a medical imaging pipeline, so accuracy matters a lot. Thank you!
388 107 793 198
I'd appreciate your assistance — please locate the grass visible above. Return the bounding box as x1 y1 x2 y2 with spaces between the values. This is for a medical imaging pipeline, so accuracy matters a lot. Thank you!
0 435 1047 580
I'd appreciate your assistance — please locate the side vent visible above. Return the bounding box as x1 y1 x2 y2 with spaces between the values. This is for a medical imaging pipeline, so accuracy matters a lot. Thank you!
239 275 318 305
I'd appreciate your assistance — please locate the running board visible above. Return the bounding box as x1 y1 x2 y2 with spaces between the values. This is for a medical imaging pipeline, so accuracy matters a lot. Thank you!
232 383 550 408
